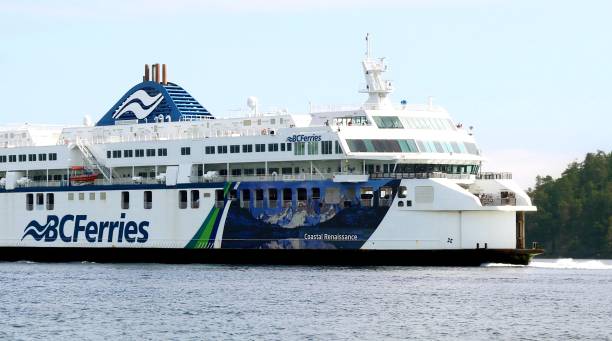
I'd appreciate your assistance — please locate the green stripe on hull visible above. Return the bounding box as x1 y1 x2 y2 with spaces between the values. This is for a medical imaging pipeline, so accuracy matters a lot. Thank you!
186 182 232 249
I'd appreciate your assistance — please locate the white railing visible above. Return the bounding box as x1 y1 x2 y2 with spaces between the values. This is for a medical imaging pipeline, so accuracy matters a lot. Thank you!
310 103 445 113
477 194 517 206
7 171 478 190
476 172 513 180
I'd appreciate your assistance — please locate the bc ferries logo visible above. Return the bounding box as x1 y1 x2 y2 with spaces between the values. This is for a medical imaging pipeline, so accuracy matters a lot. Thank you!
22 214 149 243
286 134 322 143
113 89 164 120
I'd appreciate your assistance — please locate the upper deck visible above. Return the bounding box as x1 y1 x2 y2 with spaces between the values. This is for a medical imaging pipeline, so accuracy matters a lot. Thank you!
0 42 488 191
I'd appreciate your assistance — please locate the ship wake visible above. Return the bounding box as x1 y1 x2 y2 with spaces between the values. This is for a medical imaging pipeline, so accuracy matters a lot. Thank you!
483 258 612 270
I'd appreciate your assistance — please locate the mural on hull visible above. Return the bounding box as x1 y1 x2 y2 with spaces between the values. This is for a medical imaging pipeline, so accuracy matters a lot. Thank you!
215 179 399 250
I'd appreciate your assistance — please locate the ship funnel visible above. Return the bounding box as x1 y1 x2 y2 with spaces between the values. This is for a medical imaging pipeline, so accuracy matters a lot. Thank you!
143 64 150 82
152 63 160 83
144 64 167 84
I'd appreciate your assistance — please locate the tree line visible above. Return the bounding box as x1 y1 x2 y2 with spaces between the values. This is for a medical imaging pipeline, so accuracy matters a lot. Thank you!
526 151 612 258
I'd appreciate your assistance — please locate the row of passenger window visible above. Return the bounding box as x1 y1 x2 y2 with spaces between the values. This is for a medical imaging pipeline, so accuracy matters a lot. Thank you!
216 186 397 209
204 143 293 155
402 117 456 131
293 141 343 155
204 141 343 156
345 139 479 155
346 139 419 153
108 148 168 159
372 116 456 131
416 140 479 155
0 153 58 163
121 190 210 210
25 193 55 210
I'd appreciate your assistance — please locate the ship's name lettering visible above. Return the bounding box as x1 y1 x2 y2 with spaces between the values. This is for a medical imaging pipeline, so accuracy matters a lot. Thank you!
21 214 149 243
286 134 322 143
304 233 358 241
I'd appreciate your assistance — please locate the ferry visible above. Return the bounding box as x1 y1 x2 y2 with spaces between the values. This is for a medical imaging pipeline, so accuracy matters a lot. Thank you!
0 36 542 265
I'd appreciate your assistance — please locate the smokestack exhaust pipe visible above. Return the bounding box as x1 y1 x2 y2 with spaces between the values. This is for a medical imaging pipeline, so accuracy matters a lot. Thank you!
143 64 150 82
162 64 167 85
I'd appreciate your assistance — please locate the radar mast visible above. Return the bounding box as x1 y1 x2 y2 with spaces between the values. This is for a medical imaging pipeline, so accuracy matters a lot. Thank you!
360 33 393 109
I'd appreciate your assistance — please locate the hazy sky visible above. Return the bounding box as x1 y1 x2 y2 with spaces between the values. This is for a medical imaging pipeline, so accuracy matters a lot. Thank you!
1 0 610 188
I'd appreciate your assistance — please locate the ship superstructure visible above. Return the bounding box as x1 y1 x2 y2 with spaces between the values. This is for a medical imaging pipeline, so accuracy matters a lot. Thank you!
0 37 540 265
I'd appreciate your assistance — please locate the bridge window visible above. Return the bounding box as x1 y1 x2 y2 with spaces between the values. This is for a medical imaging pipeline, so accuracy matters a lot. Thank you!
178 190 187 209
28 154 36 162
107 151 111 159
205 146 215 154
146 149 156 157
217 145 228 154
191 190 200 209
158 148 168 156
48 153 57 161
180 147 191 156
38 153 46 161
346 139 418 153
135 149 144 157
121 191 129 209
230 145 240 153
0 155 5 163
46 193 54 210
124 150 133 158
144 191 152 209
8 155 16 162
112 150 121 158
26 194 33 211
242 144 253 153
255 144 266 152
373 116 403 129
268 143 279 152
19 154 26 162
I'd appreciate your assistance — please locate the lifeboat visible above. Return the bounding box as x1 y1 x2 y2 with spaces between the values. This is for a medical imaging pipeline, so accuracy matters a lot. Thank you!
69 166 99 185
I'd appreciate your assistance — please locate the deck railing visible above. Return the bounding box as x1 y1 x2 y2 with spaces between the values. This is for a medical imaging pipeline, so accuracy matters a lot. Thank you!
476 172 512 180
5 171 509 190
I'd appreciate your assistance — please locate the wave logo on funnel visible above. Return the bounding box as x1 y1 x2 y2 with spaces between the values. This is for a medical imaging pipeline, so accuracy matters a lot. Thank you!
113 90 163 120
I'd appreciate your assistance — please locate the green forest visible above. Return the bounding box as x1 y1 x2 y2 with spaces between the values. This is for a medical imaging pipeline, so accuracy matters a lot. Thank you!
526 151 612 258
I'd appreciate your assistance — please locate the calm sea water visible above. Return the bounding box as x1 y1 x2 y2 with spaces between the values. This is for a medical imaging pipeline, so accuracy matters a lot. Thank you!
0 258 611 340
